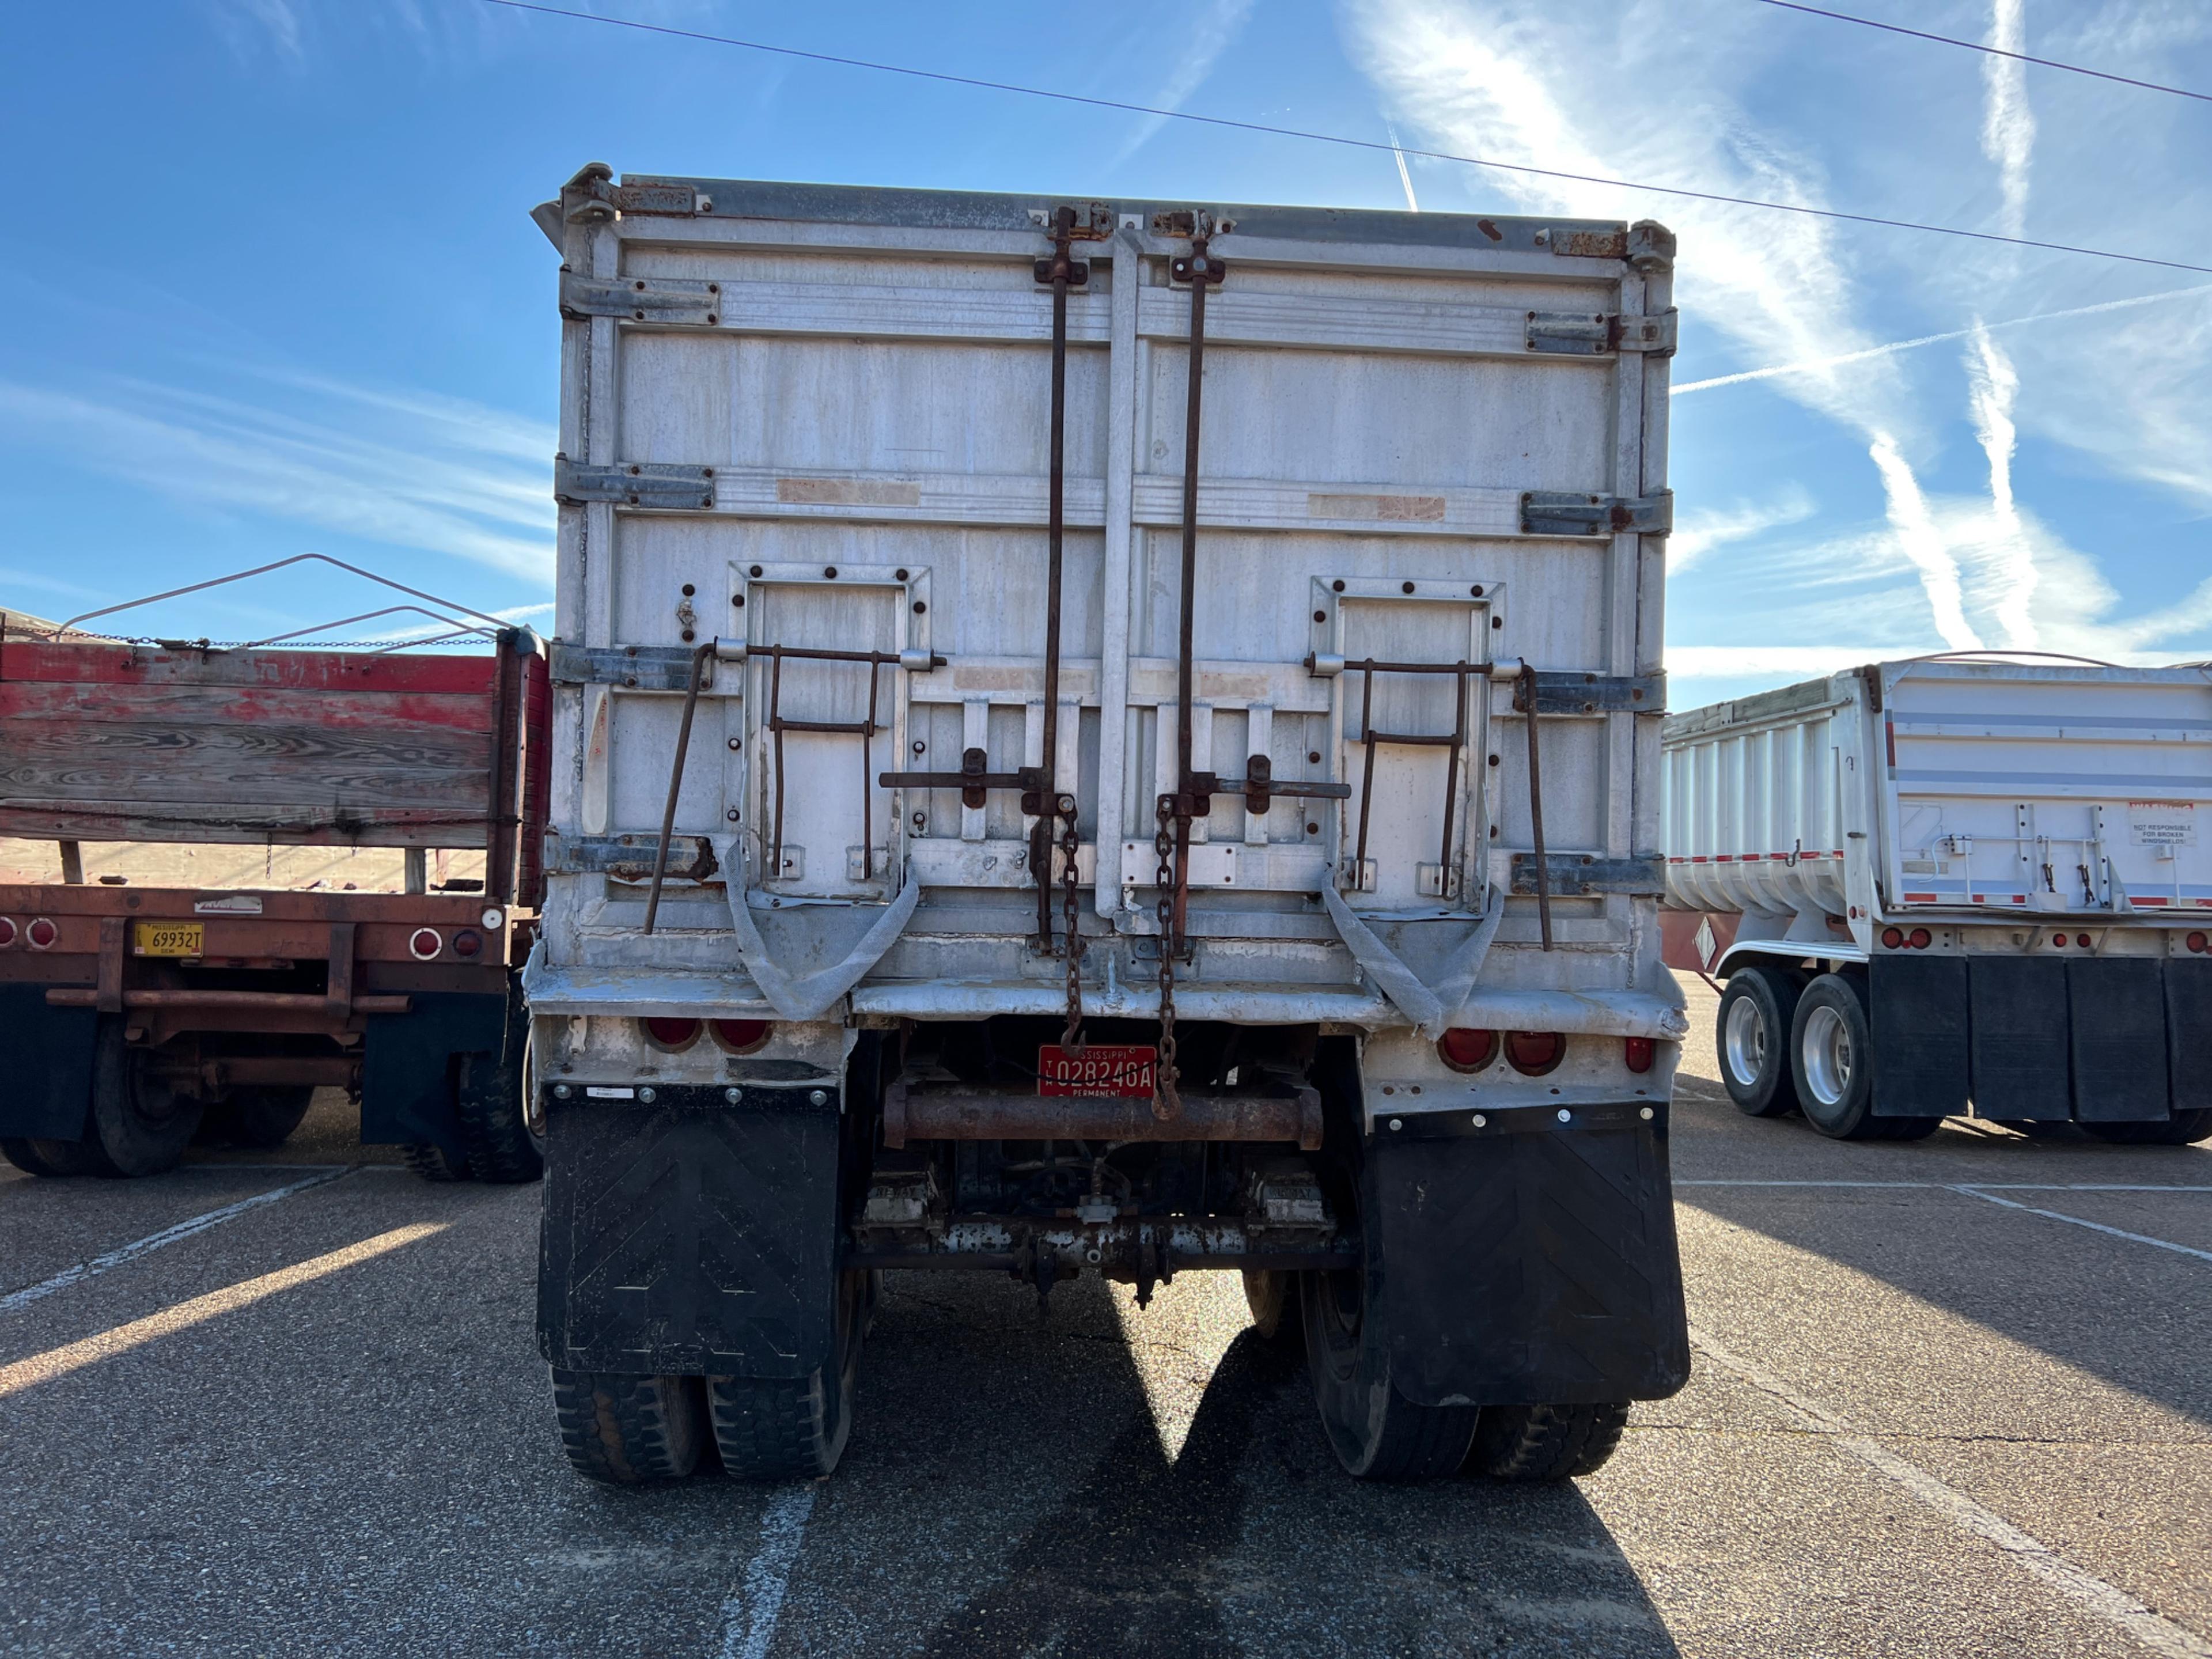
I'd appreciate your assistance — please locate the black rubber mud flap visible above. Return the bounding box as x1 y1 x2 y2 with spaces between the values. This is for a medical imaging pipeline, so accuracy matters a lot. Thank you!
361 991 509 1156
1968 956 2069 1121
1869 955 1969 1118
1370 1105 1690 1408
0 986 99 1139
538 1082 843 1378
2171 960 2212 1118
2069 957 2169 1123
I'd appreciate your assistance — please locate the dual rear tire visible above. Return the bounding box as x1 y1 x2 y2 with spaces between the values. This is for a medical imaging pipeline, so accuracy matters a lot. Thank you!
1714 967 1940 1141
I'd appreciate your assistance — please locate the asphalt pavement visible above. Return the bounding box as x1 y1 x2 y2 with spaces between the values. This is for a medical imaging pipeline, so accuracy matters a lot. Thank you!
3 975 2207 1658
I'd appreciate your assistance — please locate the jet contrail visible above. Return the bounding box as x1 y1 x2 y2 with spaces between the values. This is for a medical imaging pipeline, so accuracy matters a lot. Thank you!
1387 122 1420 213
1672 282 2212 394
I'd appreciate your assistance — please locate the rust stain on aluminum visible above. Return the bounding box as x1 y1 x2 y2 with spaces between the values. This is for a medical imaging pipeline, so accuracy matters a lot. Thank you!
1308 491 1446 524
777 478 923 507
1553 230 1629 259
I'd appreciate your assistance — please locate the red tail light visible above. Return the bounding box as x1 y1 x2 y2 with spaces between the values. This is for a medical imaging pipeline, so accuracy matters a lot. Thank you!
2075 934 2092 949
450 930 483 958
641 1017 702 1051
408 927 442 960
1436 1028 1498 1073
2052 933 2068 947
711 1019 771 1054
1908 928 1931 950
1505 1031 1566 1077
1880 926 1903 949
1624 1036 1655 1074
0 918 16 948
25 918 57 950
2188 932 2208 954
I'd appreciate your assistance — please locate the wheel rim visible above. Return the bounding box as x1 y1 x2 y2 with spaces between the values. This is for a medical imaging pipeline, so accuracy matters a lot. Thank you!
1723 994 1766 1088
1801 1005 1853 1108
520 1029 546 1141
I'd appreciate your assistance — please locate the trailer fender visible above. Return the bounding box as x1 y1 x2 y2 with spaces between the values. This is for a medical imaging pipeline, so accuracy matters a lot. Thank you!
1369 1105 1690 1408
0 986 98 1139
536 1081 846 1377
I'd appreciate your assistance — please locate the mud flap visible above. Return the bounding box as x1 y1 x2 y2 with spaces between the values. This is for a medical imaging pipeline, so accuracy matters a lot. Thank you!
361 990 511 1157
1370 1105 1690 1408
1869 955 1969 1118
1968 956 2069 1121
0 986 98 1139
2171 960 2212 1118
537 1081 844 1378
2070 957 2170 1123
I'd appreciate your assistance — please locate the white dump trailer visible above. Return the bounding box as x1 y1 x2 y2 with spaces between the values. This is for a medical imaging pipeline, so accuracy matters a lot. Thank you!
524 165 1689 1486
1662 657 2212 1144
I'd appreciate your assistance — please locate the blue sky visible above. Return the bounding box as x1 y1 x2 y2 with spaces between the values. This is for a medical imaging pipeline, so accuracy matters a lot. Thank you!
3 0 2207 704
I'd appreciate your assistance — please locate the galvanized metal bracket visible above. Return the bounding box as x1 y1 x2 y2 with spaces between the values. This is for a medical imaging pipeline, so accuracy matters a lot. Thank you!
559 163 710 224
1026 203 1116 240
553 456 717 510
1520 490 1673 537
1524 310 1677 357
1516 671 1665 717
549 642 712 692
1508 854 1665 897
547 832 721 883
559 270 725 327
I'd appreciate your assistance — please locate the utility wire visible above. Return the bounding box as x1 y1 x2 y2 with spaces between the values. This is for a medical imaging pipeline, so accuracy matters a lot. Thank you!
476 0 2212 276
1752 1 2211 105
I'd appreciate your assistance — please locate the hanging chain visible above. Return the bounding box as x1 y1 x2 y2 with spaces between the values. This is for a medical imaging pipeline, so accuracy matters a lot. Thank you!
1058 793 1086 1055
1153 793 1181 1113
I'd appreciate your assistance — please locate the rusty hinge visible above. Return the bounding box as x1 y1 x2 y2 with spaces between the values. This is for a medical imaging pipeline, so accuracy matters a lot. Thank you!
553 456 717 510
1513 671 1666 717
1509 853 1665 896
1520 490 1673 537
559 270 725 327
548 642 710 692
1026 203 1116 240
1524 309 1678 357
559 164 711 224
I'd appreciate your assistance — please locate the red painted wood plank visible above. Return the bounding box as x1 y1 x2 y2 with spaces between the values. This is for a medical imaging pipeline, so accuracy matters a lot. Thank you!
0 681 497 734
0 641 498 695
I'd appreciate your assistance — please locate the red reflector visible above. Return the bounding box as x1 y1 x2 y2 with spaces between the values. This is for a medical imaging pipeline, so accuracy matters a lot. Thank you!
641 1017 701 1050
1505 1031 1566 1077
2189 932 2208 954
712 1018 770 1053
26 918 57 949
0 918 16 948
1624 1036 1655 1074
1437 1028 1498 1072
2052 933 2067 947
450 930 482 958
2075 934 2091 949
409 927 442 960
1908 928 1931 950
1880 927 1903 949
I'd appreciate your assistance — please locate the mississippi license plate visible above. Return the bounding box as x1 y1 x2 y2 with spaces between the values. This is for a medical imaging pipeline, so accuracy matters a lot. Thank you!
1037 1044 1156 1098
134 921 204 957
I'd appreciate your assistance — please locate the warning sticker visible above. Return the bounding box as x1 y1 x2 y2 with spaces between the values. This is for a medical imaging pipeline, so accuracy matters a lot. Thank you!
2129 801 2196 847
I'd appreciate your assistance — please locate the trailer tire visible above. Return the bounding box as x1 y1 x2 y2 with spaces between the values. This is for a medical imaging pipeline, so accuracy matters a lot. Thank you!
205 1086 316 1150
1465 1402 1631 1483
1302 1259 1479 1481
2081 1111 2212 1147
1789 975 1889 1141
402 1142 474 1181
1717 966 1801 1118
550 1369 709 1483
89 1018 200 1177
1242 1268 1300 1344
1 1138 116 1178
707 1267 867 1482
452 1009 543 1184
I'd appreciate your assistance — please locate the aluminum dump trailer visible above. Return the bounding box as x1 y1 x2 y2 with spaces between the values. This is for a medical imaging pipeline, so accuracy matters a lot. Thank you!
0 628 551 1180
1662 658 2212 1145
524 164 1689 1486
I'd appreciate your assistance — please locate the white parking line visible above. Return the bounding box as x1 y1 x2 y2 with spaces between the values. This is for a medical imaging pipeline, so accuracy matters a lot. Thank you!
1950 1187 2212 1266
715 1484 817 1659
1679 1180 2212 1191
0 1167 354 1315
1692 1328 2212 1659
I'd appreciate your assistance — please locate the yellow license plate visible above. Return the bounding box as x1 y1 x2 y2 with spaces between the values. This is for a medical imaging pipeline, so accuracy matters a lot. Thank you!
134 922 204 957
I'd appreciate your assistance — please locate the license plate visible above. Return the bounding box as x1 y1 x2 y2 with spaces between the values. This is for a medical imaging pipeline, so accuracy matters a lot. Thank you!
134 921 204 957
1037 1044 1157 1098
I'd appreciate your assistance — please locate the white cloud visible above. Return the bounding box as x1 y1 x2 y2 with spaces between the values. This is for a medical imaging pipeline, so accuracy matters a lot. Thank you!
1979 0 2035 247
1107 0 1259 165
1668 487 1816 574
1964 325 2036 646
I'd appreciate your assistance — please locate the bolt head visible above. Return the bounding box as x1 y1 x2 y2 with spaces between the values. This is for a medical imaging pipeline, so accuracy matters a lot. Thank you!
553 1084 572 1100
725 1087 742 1104
1639 1105 1654 1120
809 1089 828 1106
638 1086 658 1104
1389 1117 1403 1131
1471 1113 1487 1127
1556 1108 1571 1123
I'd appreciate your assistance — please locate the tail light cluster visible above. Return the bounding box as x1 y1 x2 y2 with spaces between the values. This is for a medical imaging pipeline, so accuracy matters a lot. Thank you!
1878 926 1934 950
1437 1028 1658 1078
2188 932 2209 955
2050 933 2093 948
639 1018 773 1055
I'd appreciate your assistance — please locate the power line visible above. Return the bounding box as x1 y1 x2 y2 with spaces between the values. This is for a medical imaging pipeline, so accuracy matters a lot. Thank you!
1752 1 2211 105
475 0 2212 277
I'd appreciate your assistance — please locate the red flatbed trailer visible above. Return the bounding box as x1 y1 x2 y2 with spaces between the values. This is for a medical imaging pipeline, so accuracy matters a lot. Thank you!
0 629 550 1180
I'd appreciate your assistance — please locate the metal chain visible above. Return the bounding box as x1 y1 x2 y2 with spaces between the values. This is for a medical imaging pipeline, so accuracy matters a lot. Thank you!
1153 793 1181 1113
1058 794 1086 1055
